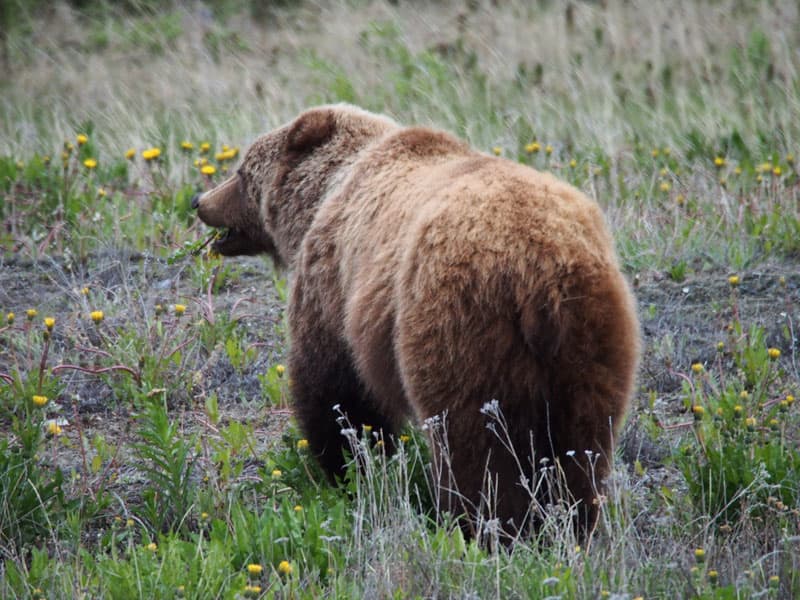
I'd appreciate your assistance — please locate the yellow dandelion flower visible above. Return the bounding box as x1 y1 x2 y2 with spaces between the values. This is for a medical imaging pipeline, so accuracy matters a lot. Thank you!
745 416 757 431
773 166 782 176
768 348 781 360
786 394 795 406
708 570 718 584
659 181 671 192
6 312 14 325
201 511 210 521
399 434 410 443
296 438 309 450
271 469 282 478
201 165 216 176
47 421 62 436
714 156 725 167
146 542 158 552
694 548 706 563
44 317 55 331
740 390 749 399
90 310 104 323
142 147 162 161
651 148 660 158
126 518 134 527
243 585 261 598
83 158 97 169
181 140 194 151
728 275 740 286
276 364 285 377
525 142 540 153
716 341 724 352
692 405 705 419
691 362 703 374
200 142 211 154
363 424 373 434
81 287 89 295
26 308 38 320
97 187 107 197
676 194 685 206
545 144 553 155
663 147 671 155
734 166 742 175
246 563 263 576
492 146 502 156
125 148 136 160
294 505 303 512
786 154 794 164
76 134 88 145
659 167 668 177
569 158 577 168
173 304 187 316
277 560 293 576
769 418 779 430
758 161 772 173
769 575 779 587
32 395 48 407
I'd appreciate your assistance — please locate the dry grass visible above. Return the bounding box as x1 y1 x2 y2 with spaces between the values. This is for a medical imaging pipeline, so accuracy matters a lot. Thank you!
3 0 798 157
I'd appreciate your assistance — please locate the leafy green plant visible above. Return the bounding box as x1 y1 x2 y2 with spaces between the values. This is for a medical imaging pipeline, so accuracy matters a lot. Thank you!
674 282 797 522
131 393 198 533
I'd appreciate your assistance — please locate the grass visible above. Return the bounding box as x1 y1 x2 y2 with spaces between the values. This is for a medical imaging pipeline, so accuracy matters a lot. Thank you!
1 0 799 598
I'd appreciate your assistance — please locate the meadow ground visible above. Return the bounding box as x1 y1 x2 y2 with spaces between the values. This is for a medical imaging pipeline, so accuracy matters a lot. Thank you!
1 1 799 598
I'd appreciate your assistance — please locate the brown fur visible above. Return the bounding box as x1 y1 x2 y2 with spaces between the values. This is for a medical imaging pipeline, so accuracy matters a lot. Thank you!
194 104 641 539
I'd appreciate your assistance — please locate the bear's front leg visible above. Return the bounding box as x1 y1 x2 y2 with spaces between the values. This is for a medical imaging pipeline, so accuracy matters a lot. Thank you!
287 255 398 480
289 327 397 479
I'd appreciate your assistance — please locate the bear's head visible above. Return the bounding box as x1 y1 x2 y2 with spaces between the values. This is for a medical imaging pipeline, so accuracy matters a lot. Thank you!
192 104 397 266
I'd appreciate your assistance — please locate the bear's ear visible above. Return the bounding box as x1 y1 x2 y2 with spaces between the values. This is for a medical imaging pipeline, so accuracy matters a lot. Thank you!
286 109 336 155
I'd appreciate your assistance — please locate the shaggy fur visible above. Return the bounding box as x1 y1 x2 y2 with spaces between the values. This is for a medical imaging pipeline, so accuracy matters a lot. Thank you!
193 104 641 539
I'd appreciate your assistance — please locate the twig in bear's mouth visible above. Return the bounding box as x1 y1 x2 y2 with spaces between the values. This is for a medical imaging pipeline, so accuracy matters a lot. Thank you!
167 229 228 264
192 229 227 255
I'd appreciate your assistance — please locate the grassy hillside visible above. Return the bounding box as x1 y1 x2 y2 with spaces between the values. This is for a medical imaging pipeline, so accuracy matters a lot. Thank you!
1 1 799 598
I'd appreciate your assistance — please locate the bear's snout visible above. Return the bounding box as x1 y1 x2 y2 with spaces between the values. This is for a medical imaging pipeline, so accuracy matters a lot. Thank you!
191 192 202 209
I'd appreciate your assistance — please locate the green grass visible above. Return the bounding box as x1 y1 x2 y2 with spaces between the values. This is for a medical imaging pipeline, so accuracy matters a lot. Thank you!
1 1 800 598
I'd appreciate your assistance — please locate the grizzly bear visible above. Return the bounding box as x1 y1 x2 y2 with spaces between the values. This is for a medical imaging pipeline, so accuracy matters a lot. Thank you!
192 104 640 540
